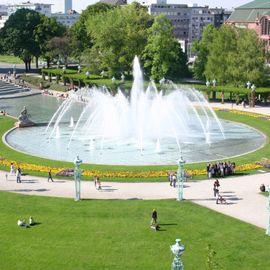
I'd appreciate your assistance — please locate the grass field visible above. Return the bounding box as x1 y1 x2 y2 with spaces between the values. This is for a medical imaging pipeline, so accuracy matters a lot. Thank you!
0 55 23 64
0 109 270 181
0 191 269 270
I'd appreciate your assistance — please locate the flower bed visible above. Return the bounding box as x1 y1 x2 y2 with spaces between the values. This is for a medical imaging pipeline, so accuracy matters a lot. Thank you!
0 158 263 179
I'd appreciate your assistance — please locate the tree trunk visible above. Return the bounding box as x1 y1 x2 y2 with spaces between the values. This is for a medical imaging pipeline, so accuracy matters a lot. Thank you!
36 57 39 68
24 61 28 71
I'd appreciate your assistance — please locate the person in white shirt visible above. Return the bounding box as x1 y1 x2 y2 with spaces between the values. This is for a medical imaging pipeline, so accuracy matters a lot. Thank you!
17 219 28 228
29 216 35 226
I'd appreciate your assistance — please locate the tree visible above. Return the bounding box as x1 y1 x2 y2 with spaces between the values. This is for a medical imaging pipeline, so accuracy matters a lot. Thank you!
34 16 66 67
192 24 216 80
70 2 114 61
47 35 73 67
85 2 153 75
230 28 266 86
0 8 42 70
204 25 237 84
204 25 266 86
142 14 188 81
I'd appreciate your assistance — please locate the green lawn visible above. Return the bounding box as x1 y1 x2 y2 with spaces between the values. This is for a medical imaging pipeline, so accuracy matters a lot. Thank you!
0 55 23 64
0 191 269 270
0 109 270 181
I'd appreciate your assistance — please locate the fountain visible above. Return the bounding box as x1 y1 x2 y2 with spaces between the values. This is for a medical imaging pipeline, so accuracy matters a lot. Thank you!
46 57 224 154
4 57 265 165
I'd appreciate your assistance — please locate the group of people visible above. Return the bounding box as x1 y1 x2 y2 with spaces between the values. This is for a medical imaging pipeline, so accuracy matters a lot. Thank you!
17 216 36 228
207 161 236 179
167 171 177 187
9 163 22 183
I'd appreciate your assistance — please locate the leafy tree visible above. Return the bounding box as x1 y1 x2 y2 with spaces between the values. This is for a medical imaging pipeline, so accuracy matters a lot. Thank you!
34 16 66 67
192 24 216 80
230 28 266 86
0 8 42 70
47 35 73 67
85 2 153 75
70 2 114 61
203 25 266 86
142 14 188 81
205 25 237 84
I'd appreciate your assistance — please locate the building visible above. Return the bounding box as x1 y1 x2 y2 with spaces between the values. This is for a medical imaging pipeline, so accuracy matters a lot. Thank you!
146 1 230 43
226 0 270 49
53 0 72 14
7 1 52 16
51 9 80 27
0 5 8 16
0 1 80 28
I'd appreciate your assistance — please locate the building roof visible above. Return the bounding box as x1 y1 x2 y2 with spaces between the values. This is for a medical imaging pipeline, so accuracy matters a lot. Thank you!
99 0 127 5
227 0 270 23
238 0 270 9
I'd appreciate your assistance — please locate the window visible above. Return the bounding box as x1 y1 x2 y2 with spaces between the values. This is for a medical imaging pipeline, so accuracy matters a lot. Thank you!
261 18 270 35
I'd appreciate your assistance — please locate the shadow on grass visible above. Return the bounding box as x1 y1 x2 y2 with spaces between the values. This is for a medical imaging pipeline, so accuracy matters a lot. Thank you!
159 223 177 226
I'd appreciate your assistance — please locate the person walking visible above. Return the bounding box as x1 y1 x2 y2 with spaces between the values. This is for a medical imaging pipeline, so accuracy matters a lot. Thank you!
48 169 54 182
151 209 158 226
16 168 21 183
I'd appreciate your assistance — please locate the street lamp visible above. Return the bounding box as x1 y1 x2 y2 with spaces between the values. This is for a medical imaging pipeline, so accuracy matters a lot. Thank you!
13 64 16 76
170 239 185 270
74 155 82 201
266 186 270 236
177 157 186 201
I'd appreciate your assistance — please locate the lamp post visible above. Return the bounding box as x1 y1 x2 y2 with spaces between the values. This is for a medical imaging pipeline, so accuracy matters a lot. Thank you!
177 157 185 201
13 64 16 77
170 239 185 270
74 155 82 201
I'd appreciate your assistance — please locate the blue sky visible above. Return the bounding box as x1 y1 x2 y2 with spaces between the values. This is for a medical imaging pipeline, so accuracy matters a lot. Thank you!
3 0 249 12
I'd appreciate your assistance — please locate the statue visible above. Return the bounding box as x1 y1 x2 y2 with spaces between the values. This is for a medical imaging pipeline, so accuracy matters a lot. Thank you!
74 155 82 201
17 106 35 128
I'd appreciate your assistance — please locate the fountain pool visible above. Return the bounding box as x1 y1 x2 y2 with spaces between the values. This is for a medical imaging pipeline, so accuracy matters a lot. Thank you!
2 57 266 165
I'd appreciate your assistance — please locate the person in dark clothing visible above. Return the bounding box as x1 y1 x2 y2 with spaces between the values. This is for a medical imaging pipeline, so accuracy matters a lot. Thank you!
48 169 54 182
151 209 157 225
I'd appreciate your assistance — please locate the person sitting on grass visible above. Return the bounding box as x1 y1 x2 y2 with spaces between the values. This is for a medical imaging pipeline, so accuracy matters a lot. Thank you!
17 219 28 228
29 216 35 226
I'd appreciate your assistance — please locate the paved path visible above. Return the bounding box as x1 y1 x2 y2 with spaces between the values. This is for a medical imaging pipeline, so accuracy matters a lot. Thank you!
1 101 270 230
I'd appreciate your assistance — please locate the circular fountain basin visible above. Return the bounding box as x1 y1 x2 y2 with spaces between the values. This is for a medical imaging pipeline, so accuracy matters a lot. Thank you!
5 120 265 165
